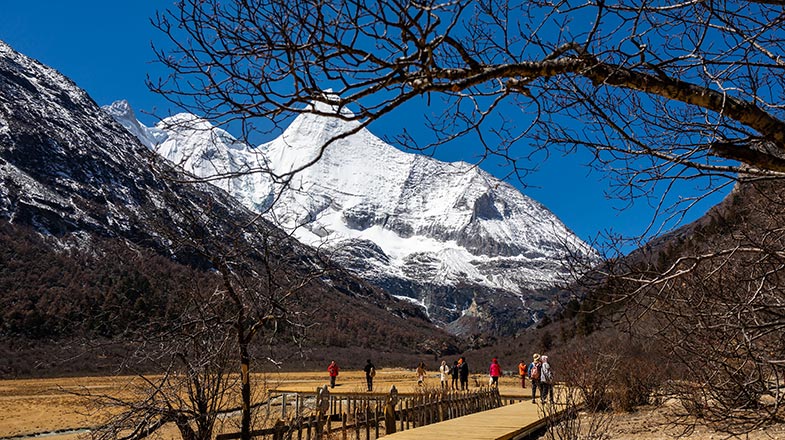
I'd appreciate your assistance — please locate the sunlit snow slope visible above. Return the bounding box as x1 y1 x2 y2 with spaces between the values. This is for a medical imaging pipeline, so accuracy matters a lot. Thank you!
106 99 597 335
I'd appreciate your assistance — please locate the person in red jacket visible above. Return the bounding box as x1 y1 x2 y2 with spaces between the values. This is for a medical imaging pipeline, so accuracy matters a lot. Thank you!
489 357 501 388
327 360 340 388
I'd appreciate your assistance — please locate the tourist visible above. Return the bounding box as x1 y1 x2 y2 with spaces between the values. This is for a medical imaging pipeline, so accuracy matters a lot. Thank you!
517 358 527 389
416 361 427 386
363 359 376 392
439 360 450 390
327 360 340 388
529 353 541 403
450 360 459 390
459 357 469 390
489 357 501 388
539 355 554 404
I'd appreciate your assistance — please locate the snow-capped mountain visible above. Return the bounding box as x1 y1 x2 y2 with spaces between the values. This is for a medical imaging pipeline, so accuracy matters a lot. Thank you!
107 98 597 335
0 40 451 358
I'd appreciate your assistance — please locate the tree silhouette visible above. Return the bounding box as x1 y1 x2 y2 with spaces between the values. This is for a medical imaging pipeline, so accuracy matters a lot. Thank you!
148 1 785 434
150 1 785 196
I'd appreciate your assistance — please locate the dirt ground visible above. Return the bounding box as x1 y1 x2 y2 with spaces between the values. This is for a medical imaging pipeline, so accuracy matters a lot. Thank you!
1 372 783 440
593 402 785 440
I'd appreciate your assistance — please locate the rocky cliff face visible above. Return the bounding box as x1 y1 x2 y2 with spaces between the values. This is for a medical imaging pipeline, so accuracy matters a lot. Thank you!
107 97 598 336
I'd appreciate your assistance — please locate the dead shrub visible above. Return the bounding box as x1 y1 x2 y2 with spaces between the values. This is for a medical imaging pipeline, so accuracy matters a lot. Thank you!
558 332 667 413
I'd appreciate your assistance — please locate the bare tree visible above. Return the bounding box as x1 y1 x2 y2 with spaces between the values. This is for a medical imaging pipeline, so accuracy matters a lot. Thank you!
592 178 785 434
149 1 785 203
158 189 323 439
147 0 785 434
83 292 237 440
78 165 324 440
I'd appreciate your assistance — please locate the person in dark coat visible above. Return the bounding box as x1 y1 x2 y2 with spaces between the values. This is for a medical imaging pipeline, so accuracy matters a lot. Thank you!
363 359 376 392
458 357 469 390
450 360 460 390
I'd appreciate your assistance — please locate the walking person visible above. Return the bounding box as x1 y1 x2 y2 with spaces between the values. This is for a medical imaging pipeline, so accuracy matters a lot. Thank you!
439 360 450 390
327 360 340 388
363 359 376 392
458 357 469 390
539 355 554 404
529 354 541 403
518 358 528 389
450 360 459 390
489 357 501 388
416 361 427 386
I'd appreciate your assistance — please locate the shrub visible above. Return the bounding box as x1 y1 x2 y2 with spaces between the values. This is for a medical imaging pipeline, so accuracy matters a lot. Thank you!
558 331 667 413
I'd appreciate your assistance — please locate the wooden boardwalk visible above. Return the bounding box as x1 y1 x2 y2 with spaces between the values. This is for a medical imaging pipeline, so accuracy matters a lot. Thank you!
383 400 560 440
269 370 572 440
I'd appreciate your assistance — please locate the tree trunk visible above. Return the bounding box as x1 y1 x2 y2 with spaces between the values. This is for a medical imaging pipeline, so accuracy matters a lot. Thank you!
240 341 252 440
175 414 198 440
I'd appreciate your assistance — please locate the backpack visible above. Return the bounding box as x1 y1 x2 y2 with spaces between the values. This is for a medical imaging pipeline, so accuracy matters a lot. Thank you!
530 363 540 380
370 367 376 377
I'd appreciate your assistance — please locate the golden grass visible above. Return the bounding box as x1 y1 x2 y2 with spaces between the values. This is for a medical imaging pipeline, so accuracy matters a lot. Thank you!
0 369 532 439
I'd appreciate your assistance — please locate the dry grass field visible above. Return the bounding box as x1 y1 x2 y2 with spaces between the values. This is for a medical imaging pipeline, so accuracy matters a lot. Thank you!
0 368 528 439
2 370 783 440
0 375 129 439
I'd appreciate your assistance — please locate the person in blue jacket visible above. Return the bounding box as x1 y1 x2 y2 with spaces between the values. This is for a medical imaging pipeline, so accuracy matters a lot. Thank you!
528 353 541 403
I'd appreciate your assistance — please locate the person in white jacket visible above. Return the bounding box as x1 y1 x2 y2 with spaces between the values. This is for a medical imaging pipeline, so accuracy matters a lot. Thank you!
539 355 554 404
439 360 450 390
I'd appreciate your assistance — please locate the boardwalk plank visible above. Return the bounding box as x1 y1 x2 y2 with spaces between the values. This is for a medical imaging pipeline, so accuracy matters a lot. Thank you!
383 401 555 440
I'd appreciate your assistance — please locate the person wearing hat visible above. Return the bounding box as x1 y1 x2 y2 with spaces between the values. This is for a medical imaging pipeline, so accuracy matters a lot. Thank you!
528 353 542 403
539 355 554 404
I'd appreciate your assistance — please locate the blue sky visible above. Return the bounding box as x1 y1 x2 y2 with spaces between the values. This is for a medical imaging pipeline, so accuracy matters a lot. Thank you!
0 2 731 251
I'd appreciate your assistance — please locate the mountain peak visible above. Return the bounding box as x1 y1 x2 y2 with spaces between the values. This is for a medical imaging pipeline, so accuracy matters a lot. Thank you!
157 113 250 154
112 101 597 335
309 90 356 118
103 100 167 149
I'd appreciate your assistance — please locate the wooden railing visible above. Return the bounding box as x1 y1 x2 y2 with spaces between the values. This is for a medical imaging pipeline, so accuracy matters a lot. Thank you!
217 386 502 440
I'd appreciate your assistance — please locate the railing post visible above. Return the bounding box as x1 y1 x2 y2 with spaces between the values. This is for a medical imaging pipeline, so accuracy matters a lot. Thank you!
385 386 398 435
398 400 404 432
431 392 436 424
407 399 412 430
374 404 380 439
316 385 330 440
354 407 360 440
364 404 371 440
273 420 285 440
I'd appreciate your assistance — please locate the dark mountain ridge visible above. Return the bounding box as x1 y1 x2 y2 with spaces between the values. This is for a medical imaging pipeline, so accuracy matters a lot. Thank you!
0 40 455 377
